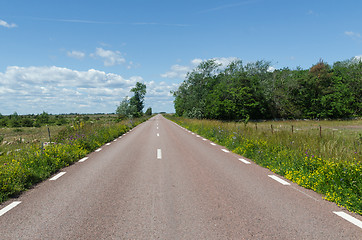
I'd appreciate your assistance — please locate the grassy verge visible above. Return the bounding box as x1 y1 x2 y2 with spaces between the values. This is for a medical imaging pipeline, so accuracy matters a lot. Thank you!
0 117 149 203
165 115 361 215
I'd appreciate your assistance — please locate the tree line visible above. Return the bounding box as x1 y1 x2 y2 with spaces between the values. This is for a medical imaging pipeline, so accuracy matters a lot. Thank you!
172 58 361 120
0 81 152 128
0 112 68 128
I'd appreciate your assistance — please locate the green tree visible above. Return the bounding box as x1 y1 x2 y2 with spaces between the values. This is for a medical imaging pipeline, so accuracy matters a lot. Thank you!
129 82 147 117
173 59 220 118
145 107 152 116
172 57 362 121
37 111 50 124
116 97 134 119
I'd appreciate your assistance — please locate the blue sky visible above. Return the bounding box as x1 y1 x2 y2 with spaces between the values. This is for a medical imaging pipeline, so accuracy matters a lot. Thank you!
1 0 361 115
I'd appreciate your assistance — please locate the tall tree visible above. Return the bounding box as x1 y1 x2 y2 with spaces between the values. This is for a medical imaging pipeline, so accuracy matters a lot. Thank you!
130 82 147 114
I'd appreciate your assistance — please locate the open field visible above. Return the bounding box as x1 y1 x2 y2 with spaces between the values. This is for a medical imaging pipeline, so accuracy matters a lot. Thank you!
166 115 361 214
0 114 119 155
245 119 361 162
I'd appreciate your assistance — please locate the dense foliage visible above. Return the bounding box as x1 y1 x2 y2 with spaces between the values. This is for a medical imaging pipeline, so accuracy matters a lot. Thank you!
173 58 361 120
116 82 147 118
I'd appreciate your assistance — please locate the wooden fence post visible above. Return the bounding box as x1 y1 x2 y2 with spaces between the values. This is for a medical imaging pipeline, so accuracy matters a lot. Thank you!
48 127 51 143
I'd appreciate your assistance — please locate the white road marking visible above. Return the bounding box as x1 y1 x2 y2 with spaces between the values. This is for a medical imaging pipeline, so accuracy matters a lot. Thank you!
221 149 229 153
192 133 195 135
157 133 159 137
106 143 111 146
333 211 362 229
119 136 122 139
210 143 216 146
157 127 159 130
79 157 88 162
49 172 66 181
202 138 207 141
157 149 162 159
113 139 117 142
239 158 251 164
0 201 21 217
95 148 102 152
268 175 290 185
196 135 200 138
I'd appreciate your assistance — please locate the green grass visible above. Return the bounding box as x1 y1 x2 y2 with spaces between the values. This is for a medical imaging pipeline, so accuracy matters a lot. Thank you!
165 115 361 215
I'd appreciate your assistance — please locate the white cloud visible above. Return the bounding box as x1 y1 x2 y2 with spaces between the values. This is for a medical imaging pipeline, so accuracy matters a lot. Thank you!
67 50 85 59
191 58 203 66
0 66 137 114
212 57 239 67
0 19 17 28
91 48 126 66
354 55 362 61
267 66 276 72
161 57 239 79
0 66 177 114
345 31 361 39
160 64 191 79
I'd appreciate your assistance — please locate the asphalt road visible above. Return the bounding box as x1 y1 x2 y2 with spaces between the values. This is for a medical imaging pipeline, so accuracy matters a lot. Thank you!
0 115 361 239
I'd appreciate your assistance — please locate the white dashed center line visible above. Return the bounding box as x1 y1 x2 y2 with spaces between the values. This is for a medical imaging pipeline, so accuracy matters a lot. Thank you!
157 133 160 137
268 175 290 185
157 149 162 159
0 201 21 217
49 172 66 181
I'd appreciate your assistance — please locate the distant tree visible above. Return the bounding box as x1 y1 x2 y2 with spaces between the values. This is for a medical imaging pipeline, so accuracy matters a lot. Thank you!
9 112 21 128
116 97 132 119
37 111 50 124
145 107 152 116
21 118 33 127
129 82 147 116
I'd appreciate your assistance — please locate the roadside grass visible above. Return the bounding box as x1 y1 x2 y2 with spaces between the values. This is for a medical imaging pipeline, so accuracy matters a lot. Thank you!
0 125 65 154
165 115 361 215
0 116 149 203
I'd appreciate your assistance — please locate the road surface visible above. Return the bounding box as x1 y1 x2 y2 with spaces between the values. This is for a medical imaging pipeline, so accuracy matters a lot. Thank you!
0 115 361 239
